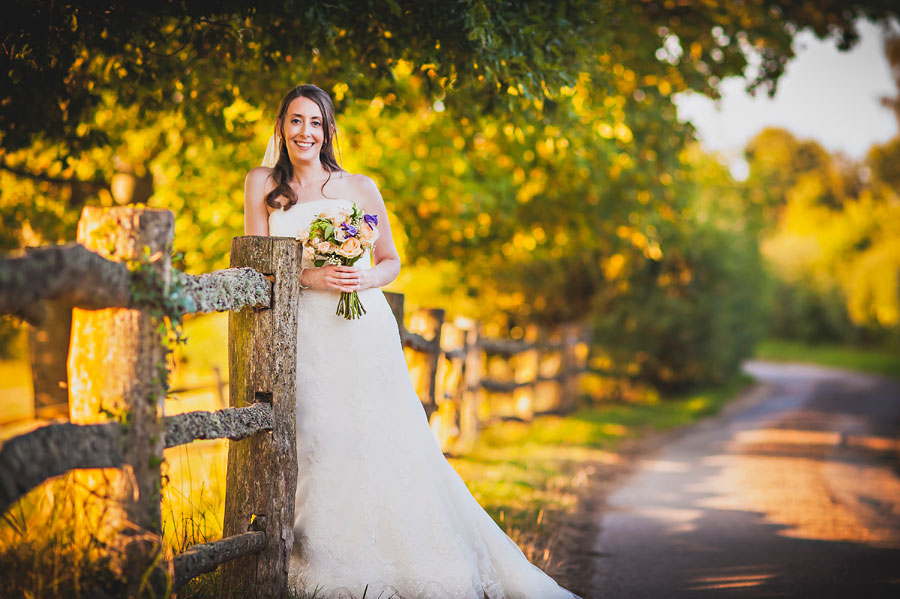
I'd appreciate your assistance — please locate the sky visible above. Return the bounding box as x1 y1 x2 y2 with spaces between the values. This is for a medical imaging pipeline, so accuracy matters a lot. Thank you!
674 19 899 177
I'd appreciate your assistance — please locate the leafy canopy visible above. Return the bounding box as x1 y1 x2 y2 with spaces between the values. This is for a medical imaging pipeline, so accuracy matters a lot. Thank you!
4 0 898 153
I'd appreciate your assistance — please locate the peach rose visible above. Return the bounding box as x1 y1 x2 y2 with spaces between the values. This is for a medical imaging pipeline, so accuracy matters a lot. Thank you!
302 246 316 261
316 241 334 254
336 237 363 258
358 224 380 245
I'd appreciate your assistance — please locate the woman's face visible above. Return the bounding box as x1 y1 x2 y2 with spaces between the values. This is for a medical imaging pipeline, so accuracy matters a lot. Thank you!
281 96 325 164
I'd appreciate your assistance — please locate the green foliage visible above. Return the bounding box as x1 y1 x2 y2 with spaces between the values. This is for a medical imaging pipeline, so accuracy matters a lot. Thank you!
748 128 900 346
756 339 900 379
4 1 897 154
590 151 769 390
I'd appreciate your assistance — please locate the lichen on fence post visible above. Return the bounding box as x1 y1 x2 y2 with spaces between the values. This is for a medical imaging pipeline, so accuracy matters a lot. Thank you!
67 205 173 589
221 235 301 599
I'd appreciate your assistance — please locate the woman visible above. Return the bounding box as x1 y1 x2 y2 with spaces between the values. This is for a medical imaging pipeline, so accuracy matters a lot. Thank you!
244 84 578 599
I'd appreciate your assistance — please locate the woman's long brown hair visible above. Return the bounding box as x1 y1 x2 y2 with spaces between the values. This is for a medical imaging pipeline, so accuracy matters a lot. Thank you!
264 84 343 210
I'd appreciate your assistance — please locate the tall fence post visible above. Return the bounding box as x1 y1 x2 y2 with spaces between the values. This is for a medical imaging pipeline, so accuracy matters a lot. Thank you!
458 318 483 451
221 236 301 599
67 205 172 586
513 324 539 421
383 291 405 337
560 323 583 412
408 307 445 419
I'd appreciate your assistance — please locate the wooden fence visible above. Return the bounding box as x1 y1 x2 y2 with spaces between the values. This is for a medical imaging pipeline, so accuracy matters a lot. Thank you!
387 297 591 454
0 205 590 598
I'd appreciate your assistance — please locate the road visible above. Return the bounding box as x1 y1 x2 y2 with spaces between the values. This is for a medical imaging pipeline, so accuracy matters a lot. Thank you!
590 361 900 599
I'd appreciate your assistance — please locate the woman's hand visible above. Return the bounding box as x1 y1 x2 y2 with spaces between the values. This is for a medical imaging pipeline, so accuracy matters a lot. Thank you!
304 265 372 292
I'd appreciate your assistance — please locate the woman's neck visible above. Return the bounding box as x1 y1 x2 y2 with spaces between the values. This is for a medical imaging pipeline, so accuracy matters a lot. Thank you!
290 160 330 188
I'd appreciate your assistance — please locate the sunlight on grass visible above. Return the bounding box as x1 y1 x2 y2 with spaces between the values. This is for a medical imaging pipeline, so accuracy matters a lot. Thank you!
756 339 900 379
0 359 33 425
0 470 130 598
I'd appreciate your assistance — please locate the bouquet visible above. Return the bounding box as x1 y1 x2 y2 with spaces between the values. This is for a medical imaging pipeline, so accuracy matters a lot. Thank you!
295 203 379 319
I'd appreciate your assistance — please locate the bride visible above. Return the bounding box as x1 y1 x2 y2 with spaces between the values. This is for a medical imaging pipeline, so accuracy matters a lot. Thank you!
243 84 579 599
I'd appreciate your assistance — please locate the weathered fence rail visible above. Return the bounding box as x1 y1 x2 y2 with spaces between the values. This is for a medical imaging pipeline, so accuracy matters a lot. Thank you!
0 403 273 514
0 204 591 597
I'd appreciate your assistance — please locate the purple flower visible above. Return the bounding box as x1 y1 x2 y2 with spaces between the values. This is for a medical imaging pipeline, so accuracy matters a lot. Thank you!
341 222 358 237
364 213 378 229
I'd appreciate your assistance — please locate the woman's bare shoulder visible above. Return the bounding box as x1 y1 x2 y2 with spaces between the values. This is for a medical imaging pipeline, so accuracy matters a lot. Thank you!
246 166 274 185
345 173 381 203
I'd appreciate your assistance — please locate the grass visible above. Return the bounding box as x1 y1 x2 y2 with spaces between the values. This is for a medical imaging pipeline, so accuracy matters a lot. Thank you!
755 338 900 379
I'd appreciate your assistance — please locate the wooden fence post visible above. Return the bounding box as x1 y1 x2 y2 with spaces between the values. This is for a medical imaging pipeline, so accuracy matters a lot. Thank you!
540 325 566 414
458 318 482 451
512 324 539 421
383 291 405 337
67 205 172 586
221 236 301 599
560 323 582 412
408 307 445 419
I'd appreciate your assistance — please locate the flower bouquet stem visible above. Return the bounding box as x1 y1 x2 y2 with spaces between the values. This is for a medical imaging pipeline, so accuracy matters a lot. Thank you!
337 290 367 320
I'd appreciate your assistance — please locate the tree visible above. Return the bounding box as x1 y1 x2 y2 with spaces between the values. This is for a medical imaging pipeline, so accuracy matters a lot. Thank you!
3 1 898 154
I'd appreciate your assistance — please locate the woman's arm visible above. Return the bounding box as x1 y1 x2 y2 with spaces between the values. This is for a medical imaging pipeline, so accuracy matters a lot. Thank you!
353 174 401 290
244 167 272 236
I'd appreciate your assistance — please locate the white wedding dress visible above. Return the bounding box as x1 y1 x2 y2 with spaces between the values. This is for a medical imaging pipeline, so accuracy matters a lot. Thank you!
269 198 578 599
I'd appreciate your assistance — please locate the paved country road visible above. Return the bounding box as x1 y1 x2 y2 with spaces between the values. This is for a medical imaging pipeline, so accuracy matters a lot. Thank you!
590 361 900 599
